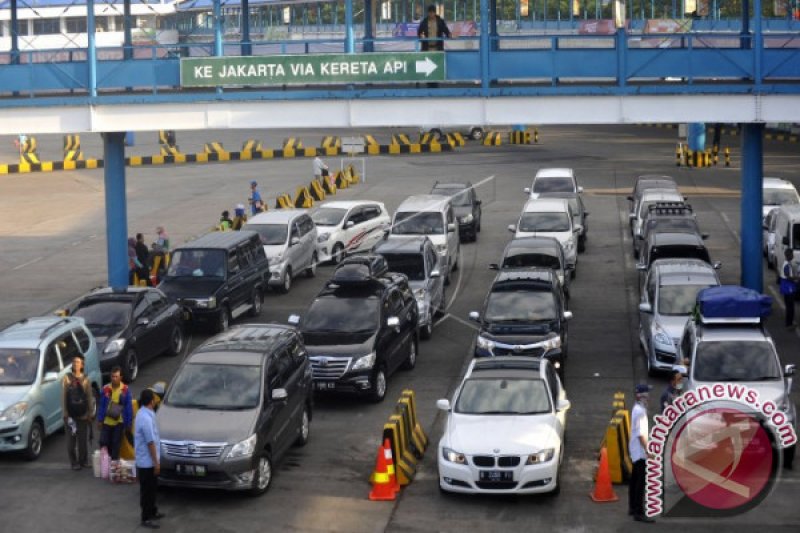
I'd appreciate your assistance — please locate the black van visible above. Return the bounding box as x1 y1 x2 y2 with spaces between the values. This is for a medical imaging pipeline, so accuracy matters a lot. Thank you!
158 231 270 332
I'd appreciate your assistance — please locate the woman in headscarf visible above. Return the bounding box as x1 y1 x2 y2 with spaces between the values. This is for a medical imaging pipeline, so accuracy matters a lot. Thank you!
128 237 143 285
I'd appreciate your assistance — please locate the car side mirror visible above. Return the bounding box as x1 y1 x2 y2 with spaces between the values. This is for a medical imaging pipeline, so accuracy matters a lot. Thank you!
577 186 584 193
468 311 480 322
783 236 789 245
573 225 583 234
43 371 59 383
476 200 482 206
488 263 499 271
447 223 456 233
287 314 300 326
137 317 150 326
639 302 653 314
345 221 354 229
701 233 709 240
523 187 531 194
563 311 573 321
507 224 516 233
430 269 440 278
436 398 451 411
636 263 648 271
387 316 400 328
713 261 722 270
628 213 636 220
785 364 796 377
556 399 571 411
271 388 288 402
290 236 300 246
626 195 633 201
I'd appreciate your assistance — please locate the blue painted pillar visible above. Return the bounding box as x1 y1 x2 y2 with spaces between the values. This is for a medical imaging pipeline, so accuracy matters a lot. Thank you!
616 27 627 87
103 132 129 288
753 0 762 85
480 0 490 93
364 0 374 53
687 122 706 151
10 0 19 65
214 0 223 57
741 0 750 49
242 0 252 55
87 0 97 98
123 0 133 60
490 0 499 51
741 123 764 292
345 0 355 53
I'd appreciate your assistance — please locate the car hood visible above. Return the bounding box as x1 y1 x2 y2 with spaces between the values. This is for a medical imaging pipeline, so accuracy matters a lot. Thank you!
389 233 447 247
515 230 571 244
481 322 556 340
303 334 376 355
452 205 472 218
159 278 224 300
157 404 258 444
444 413 561 456
655 314 692 342
0 386 31 412
263 244 288 259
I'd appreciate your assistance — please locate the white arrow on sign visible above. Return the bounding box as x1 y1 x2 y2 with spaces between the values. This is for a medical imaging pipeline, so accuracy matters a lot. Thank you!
415 57 438 77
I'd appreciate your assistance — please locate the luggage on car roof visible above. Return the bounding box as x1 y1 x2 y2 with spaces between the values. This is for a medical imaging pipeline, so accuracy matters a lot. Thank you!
696 285 772 321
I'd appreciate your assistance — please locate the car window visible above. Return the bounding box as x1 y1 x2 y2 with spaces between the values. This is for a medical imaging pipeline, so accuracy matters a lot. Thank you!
0 349 39 385
166 363 262 409
392 212 444 235
518 212 571 232
73 327 91 353
55 333 81 366
44 344 61 373
383 253 425 281
301 216 315 234
646 273 657 304
167 249 226 278
456 378 551 414
793 223 800 250
363 206 381 221
132 297 150 320
447 207 454 225
290 336 306 367
227 251 240 274
694 341 781 381
658 284 713 315
276 349 294 383
290 222 301 239
681 331 693 361
347 208 365 226
545 364 559 405
144 291 166 312
247 224 288 246
534 177 574 193
266 360 281 391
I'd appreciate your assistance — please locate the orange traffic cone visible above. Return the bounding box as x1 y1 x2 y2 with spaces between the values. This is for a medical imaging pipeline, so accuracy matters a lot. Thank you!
382 439 401 494
369 439 397 501
590 447 619 503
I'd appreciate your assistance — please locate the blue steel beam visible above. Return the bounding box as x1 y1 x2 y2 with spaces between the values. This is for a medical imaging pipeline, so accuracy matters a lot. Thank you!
345 0 355 54
87 0 97 98
10 0 19 65
102 132 129 288
740 123 764 292
123 0 133 61
242 0 252 56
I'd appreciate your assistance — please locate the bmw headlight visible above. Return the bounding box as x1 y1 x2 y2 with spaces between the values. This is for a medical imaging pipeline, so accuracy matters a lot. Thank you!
268 255 283 266
476 336 495 351
541 336 562 351
442 447 466 464
194 297 217 309
351 352 377 371
526 448 555 464
317 233 330 243
459 214 473 224
653 325 672 347
226 434 257 459
0 402 28 423
104 338 126 354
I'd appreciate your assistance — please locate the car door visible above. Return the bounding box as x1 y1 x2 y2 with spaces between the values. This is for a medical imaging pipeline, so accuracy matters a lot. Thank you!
236 242 258 298
445 206 459 268
361 205 388 251
143 291 172 359
640 271 657 352
388 289 412 373
300 215 316 268
260 357 290 457
287 218 304 276
225 248 250 310
40 341 65 432
271 352 297 457
545 364 567 431
426 245 444 311
342 207 366 253
278 341 305 447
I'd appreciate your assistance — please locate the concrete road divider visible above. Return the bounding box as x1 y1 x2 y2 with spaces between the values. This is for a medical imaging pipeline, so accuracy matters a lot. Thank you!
335 170 351 189
283 138 303 156
483 132 502 146
377 389 429 489
159 130 177 148
725 146 731 167
204 142 229 160
419 132 437 144
508 130 531 145
63 135 83 161
446 132 466 147
364 134 379 148
391 133 413 146
294 186 314 208
241 139 263 153
599 391 632 485
323 175 338 195
20 136 40 164
310 179 326 201
321 136 341 150
275 193 292 209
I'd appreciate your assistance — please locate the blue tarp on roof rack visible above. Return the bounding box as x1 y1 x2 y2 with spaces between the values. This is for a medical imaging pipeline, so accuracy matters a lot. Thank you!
697 285 772 319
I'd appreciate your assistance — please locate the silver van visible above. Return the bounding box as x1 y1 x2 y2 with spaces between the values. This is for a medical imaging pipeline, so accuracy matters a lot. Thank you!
244 210 318 293
390 195 460 283
0 317 102 460
772 204 800 265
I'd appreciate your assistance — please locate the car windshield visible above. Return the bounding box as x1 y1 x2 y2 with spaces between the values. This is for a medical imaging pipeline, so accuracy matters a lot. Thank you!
455 378 551 415
645 218 699 237
533 177 574 193
166 363 261 409
392 212 444 235
502 252 561 271
245 223 288 245
518 212 570 232
694 341 782 382
383 254 426 281
484 289 557 322
763 188 799 206
433 187 471 207
72 300 131 332
658 284 713 315
651 245 710 264
312 208 348 226
166 249 226 278
0 349 39 385
303 297 380 333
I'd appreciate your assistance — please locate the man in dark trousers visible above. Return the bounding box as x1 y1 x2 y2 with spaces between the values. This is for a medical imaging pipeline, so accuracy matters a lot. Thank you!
629 383 655 523
417 5 451 51
135 233 151 286
135 388 164 529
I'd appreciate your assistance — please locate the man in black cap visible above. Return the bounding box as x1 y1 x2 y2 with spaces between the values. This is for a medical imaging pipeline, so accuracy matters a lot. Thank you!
417 5 451 52
629 383 655 523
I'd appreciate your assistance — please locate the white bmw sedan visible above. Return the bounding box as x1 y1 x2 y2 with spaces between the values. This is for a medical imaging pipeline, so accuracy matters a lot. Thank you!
437 357 570 495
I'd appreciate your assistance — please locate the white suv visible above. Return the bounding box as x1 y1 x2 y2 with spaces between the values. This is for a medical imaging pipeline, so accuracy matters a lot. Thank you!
525 168 582 199
312 201 391 264
762 177 800 220
509 198 580 276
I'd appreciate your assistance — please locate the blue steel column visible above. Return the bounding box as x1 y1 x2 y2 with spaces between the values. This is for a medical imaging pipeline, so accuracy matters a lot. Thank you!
10 0 19 65
345 0 355 53
753 0 762 85
87 0 97 97
480 0 490 93
364 0 374 52
741 0 750 49
740 124 764 292
214 0 223 95
103 133 129 288
242 0 252 55
123 0 132 60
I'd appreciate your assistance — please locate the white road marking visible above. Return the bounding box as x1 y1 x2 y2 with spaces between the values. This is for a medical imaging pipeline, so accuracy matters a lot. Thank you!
433 313 479 331
12 256 43 270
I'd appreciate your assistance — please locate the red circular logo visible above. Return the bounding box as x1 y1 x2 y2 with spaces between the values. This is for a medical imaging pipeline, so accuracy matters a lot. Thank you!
671 407 774 511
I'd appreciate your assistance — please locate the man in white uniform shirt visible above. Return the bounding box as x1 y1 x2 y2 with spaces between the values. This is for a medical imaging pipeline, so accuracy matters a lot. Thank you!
629 383 655 523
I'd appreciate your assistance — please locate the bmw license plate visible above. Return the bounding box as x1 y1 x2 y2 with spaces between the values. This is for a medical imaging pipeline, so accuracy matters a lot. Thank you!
479 470 513 482
314 381 336 391
176 464 206 477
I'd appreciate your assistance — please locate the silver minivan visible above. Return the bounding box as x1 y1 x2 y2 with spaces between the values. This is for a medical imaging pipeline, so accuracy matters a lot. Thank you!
244 210 318 293
0 317 102 460
390 195 460 283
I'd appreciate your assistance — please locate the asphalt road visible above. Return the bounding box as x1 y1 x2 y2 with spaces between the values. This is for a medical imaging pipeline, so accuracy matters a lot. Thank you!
1 125 799 532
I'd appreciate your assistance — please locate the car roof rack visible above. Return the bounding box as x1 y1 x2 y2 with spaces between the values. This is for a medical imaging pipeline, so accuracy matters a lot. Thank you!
647 201 693 215
334 255 388 279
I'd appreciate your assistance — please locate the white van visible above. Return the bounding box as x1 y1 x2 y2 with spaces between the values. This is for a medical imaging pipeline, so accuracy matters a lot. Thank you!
509 198 580 276
391 195 460 281
524 168 583 199
772 204 800 264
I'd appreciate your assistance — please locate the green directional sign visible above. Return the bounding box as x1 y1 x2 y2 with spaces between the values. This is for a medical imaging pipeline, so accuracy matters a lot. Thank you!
180 52 445 87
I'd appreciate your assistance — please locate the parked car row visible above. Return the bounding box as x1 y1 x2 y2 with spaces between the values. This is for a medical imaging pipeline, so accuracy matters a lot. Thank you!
761 177 800 270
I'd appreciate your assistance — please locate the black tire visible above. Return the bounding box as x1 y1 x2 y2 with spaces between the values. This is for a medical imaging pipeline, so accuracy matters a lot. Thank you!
249 452 273 496
123 349 139 383
294 405 310 447
578 238 586 253
249 289 263 317
570 266 577 280
368 366 388 403
332 243 345 265
402 339 418 370
166 324 184 356
435 286 447 317
452 252 459 271
420 317 432 340
215 306 230 333
23 419 44 461
784 444 795 470
278 268 292 294
470 127 484 141
306 253 318 278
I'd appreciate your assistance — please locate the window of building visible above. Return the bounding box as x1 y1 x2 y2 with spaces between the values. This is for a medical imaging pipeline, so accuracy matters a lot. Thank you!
32 18 61 36
65 17 87 34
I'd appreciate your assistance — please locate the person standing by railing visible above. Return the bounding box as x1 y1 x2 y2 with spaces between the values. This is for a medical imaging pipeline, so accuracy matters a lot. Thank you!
417 5 451 52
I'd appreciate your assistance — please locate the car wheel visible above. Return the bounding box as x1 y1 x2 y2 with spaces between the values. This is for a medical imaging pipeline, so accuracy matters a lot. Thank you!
23 419 44 461
332 243 345 264
368 366 388 403
452 253 459 272
306 253 318 278
578 238 586 253
420 317 432 341
250 452 273 496
294 405 310 447
278 268 292 294
215 307 230 333
402 339 418 370
167 325 184 356
249 289 263 317
123 349 139 383
570 265 577 279
469 127 484 141
436 287 447 317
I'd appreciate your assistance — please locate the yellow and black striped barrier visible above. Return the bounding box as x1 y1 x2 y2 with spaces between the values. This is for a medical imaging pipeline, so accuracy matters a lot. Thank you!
204 142 229 160
294 186 314 208
159 130 177 148
724 147 731 167
365 142 452 155
334 170 351 189
283 138 303 156
321 136 341 150
509 130 531 145
599 392 632 485
275 194 293 209
159 145 181 157
391 133 413 146
483 131 502 146
20 136 40 165
379 390 428 487
364 134 380 148
63 134 83 161
322 175 337 195
241 139 263 153
310 179 326 201
446 132 466 147
345 164 360 185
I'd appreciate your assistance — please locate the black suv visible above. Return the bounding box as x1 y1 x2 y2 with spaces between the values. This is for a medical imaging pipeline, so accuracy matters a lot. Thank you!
469 268 572 380
635 202 704 258
290 256 419 402
430 181 482 242
159 231 270 333
157 324 313 496
66 286 184 383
